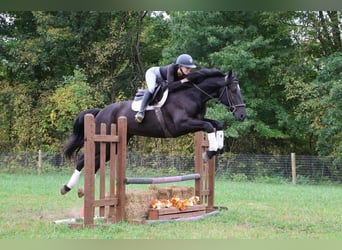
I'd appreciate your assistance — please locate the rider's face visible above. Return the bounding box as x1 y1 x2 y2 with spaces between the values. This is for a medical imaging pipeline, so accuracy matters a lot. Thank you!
180 66 191 75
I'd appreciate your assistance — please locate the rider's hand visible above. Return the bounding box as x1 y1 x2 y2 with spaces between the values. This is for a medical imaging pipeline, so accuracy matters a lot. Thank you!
180 78 189 84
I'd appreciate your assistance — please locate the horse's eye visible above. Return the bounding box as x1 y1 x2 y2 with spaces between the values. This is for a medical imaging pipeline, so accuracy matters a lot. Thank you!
230 84 237 93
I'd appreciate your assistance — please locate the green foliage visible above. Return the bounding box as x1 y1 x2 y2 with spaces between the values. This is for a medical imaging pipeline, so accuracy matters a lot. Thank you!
0 11 341 165
230 173 248 182
313 53 342 161
39 68 105 151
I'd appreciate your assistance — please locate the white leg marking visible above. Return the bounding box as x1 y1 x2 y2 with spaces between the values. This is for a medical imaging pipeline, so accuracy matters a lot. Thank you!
216 130 224 150
207 132 218 151
66 169 81 189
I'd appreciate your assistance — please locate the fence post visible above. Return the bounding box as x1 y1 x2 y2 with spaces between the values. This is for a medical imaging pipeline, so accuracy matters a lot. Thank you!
291 153 296 184
38 149 42 175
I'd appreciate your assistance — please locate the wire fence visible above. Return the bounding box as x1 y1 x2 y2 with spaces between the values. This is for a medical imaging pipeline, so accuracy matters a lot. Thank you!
0 151 341 184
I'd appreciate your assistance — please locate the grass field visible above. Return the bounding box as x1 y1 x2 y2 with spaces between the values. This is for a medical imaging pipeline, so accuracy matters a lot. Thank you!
0 172 341 239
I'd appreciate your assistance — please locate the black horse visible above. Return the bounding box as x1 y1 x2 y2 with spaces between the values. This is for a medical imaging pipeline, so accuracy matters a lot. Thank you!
61 68 246 195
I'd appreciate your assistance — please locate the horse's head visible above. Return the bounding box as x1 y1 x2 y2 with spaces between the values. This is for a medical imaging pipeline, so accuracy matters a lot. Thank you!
219 71 246 121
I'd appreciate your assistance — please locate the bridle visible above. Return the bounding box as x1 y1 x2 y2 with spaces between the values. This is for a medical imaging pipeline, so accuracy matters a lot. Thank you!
219 84 246 113
191 75 246 113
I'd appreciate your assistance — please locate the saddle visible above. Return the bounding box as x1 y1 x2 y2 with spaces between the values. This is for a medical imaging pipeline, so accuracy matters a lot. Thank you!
131 81 169 112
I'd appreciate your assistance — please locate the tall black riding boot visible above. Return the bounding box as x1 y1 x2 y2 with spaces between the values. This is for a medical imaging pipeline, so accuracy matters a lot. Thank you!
135 91 153 123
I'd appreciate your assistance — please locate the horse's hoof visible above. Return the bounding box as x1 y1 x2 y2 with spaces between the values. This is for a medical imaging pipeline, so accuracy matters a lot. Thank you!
203 151 216 161
60 184 71 195
202 152 209 162
78 187 84 198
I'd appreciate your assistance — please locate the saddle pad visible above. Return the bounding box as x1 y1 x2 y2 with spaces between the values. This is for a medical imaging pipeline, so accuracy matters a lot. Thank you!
131 89 169 112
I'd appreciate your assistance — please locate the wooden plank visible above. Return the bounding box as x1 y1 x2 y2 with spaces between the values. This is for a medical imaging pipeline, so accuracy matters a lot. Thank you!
99 124 107 217
150 205 205 215
84 114 95 226
199 190 210 196
146 210 219 224
93 198 119 207
108 123 117 223
194 132 202 202
93 135 120 142
157 210 205 220
116 116 127 222
148 205 206 220
208 152 215 209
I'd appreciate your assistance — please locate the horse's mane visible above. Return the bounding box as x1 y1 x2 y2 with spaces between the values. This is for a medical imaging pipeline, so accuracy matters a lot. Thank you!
168 68 225 93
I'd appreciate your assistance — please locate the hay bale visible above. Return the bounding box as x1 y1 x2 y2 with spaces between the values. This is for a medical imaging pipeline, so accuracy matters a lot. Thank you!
124 189 158 223
149 185 194 199
149 185 172 199
124 185 195 223
169 186 194 199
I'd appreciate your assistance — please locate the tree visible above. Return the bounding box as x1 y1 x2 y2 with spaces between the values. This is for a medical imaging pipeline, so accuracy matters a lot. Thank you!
39 68 106 151
0 11 172 151
166 11 297 154
286 11 342 161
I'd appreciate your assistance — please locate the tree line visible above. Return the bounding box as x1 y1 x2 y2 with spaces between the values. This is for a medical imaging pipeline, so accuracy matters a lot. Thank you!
0 11 341 165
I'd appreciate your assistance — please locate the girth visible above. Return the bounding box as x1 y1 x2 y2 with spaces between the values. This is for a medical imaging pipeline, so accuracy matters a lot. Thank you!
154 107 172 138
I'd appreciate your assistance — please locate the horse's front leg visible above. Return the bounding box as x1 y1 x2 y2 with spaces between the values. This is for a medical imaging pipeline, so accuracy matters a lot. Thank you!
203 118 224 153
176 118 219 160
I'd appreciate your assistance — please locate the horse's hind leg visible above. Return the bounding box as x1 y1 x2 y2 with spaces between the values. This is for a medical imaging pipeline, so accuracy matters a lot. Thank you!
60 154 84 195
60 144 109 196
75 147 106 198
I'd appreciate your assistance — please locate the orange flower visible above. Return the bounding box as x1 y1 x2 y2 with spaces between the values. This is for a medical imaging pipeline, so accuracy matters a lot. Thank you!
160 199 172 208
189 196 200 204
150 199 162 209
170 197 180 206
175 200 186 211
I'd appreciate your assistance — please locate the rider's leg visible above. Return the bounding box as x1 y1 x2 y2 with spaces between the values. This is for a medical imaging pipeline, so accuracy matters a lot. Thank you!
135 67 157 123
135 91 153 123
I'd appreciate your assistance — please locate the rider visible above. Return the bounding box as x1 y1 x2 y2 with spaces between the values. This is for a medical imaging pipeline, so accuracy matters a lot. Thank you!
134 54 197 123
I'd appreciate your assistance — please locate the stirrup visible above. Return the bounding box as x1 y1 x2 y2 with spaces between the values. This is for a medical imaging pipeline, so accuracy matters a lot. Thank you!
135 111 145 123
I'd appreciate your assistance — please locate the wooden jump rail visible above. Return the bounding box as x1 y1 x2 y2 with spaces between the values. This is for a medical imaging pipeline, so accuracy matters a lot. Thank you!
125 173 201 185
71 114 215 228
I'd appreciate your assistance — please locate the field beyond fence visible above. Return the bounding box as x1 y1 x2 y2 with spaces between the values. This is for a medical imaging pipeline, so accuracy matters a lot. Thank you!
0 151 341 184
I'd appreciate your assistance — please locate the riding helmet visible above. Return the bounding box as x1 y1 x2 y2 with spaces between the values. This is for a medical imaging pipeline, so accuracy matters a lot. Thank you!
176 54 197 68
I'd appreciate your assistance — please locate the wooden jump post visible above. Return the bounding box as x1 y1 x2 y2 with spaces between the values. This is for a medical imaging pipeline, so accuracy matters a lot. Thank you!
194 132 215 212
71 114 127 228
72 114 215 227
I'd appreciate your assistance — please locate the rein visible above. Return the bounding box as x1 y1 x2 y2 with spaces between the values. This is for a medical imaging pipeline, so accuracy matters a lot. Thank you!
191 77 245 112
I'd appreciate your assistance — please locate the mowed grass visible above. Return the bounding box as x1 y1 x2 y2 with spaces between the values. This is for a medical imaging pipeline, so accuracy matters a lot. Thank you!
0 172 341 239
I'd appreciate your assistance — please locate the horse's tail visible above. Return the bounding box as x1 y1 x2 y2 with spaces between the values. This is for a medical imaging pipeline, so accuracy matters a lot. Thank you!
64 108 102 159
